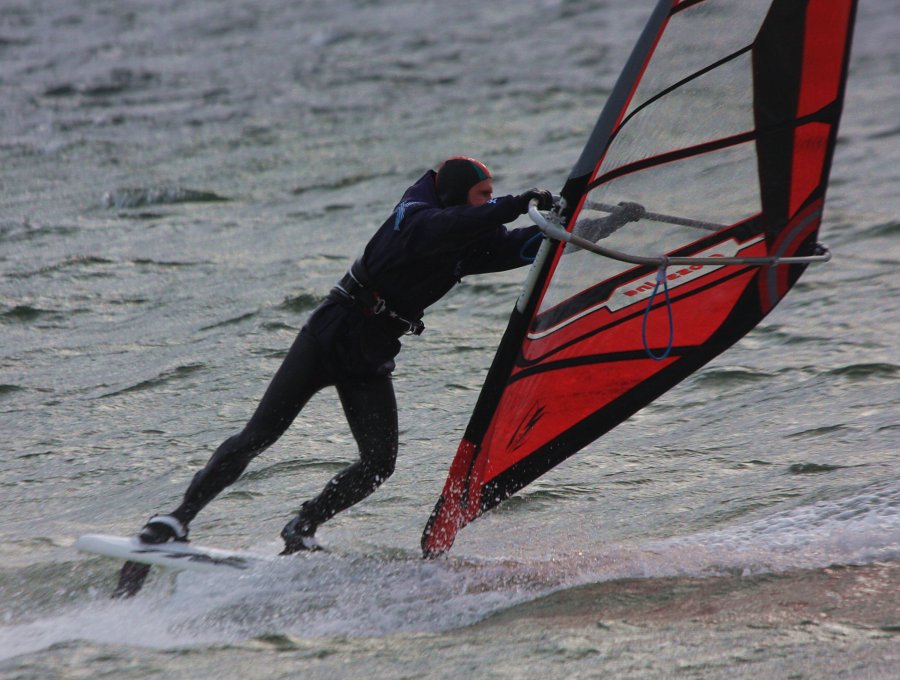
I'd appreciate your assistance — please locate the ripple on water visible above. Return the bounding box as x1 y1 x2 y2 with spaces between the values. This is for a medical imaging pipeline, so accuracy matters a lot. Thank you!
99 363 208 398
825 362 898 382
102 187 229 209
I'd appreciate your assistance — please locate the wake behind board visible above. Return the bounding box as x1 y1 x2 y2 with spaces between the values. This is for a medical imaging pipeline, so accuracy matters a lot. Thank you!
76 533 269 573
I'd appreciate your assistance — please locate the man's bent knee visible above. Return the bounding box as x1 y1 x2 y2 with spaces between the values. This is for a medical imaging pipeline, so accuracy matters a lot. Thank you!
366 456 395 488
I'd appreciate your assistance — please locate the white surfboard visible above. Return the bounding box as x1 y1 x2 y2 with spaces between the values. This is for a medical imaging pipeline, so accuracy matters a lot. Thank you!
76 533 270 573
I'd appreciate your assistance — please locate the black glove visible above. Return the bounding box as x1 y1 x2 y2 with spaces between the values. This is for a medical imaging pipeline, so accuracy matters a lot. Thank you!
518 188 554 213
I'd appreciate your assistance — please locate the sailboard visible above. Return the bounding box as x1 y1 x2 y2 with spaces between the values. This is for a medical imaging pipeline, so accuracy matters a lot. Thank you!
76 534 268 573
422 0 858 556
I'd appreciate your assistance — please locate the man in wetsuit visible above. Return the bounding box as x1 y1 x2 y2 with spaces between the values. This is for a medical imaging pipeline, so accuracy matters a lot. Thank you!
131 157 553 558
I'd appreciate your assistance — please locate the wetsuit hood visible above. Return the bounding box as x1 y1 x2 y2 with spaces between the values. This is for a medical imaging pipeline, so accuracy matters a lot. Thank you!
435 157 492 207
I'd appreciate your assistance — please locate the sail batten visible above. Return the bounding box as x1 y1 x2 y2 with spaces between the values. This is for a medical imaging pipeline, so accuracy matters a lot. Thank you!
422 0 858 558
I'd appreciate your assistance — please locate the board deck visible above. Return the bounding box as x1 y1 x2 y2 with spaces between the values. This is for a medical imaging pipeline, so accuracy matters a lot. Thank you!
76 533 269 573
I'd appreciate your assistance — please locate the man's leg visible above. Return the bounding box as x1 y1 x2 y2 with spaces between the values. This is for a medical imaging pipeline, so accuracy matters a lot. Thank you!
281 374 398 553
166 330 331 529
116 330 329 597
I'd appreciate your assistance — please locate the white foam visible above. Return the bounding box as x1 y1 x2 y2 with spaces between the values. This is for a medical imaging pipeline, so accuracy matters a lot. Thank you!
555 478 900 584
1 481 896 659
646 479 900 573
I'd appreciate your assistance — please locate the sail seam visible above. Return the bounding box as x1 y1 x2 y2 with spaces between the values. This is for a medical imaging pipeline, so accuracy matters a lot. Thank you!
588 102 839 191
608 43 754 149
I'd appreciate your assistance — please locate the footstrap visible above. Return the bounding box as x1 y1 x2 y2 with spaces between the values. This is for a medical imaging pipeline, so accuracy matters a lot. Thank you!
147 514 188 540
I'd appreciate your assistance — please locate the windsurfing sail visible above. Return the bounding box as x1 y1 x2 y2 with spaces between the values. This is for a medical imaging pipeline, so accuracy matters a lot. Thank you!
422 0 858 557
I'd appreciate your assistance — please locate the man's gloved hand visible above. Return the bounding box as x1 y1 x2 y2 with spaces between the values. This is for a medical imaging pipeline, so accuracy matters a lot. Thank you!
518 188 554 212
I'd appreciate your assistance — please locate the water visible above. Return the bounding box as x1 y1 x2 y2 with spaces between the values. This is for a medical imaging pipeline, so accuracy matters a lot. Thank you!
2 0 898 677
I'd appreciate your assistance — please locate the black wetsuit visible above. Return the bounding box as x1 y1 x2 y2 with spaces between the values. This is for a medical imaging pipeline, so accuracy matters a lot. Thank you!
166 170 542 532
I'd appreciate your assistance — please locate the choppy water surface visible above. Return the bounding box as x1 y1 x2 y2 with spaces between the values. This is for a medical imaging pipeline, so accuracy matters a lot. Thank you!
1 1 898 678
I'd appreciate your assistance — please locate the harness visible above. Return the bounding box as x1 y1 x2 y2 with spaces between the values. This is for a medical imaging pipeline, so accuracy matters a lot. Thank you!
332 259 425 336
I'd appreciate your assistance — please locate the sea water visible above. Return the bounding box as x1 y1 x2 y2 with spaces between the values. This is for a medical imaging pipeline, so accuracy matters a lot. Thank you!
1 1 898 678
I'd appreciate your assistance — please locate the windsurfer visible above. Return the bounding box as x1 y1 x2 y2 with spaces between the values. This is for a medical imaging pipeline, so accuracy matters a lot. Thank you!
132 157 553 556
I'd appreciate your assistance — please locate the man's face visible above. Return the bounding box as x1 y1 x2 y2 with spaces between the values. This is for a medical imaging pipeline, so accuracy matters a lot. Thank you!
467 178 494 207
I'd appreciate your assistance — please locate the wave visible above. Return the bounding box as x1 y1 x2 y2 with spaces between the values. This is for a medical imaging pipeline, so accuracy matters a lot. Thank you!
199 311 259 332
867 123 900 141
856 220 900 239
0 35 31 49
102 187 229 209
0 220 79 244
787 462 844 474
0 304 70 323
239 458 349 482
291 170 398 196
130 258 208 268
100 363 207 398
785 424 851 440
0 480 896 661
44 68 158 98
635 478 900 576
825 362 898 381
1 305 51 323
6 257 207 285
690 366 773 388
0 384 25 399
277 293 323 313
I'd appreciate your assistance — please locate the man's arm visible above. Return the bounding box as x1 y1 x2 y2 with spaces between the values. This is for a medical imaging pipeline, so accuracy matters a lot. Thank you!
459 224 544 276
400 195 526 254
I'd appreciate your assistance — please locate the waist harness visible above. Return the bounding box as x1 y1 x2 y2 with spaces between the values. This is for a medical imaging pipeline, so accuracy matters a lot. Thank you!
332 259 425 336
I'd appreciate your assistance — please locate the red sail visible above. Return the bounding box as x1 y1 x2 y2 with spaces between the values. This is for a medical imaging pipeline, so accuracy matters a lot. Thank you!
423 0 857 557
